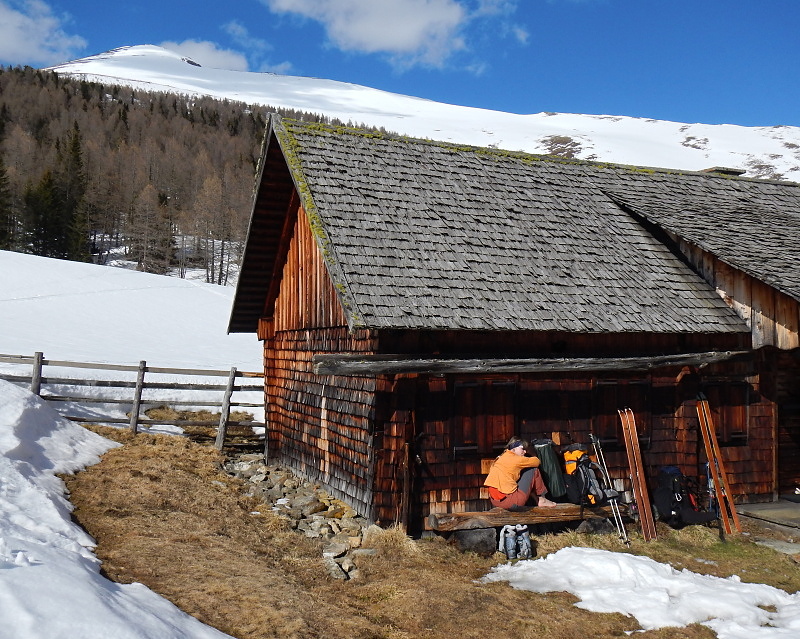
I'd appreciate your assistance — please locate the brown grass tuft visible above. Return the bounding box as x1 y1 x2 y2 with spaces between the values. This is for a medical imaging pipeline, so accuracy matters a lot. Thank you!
144 406 254 422
64 426 799 639
362 524 421 556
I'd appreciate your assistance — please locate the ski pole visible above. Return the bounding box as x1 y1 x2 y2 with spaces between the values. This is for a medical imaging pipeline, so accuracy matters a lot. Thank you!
589 433 629 545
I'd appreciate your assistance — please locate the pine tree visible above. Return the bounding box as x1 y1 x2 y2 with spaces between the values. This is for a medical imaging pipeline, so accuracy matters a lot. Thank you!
56 122 90 261
0 156 13 249
23 170 61 256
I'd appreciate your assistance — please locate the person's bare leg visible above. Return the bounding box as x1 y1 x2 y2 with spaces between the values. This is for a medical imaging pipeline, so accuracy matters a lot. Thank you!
531 469 557 507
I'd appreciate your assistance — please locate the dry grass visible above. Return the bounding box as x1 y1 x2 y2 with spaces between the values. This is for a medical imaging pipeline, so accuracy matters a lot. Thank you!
144 405 254 422
64 426 799 639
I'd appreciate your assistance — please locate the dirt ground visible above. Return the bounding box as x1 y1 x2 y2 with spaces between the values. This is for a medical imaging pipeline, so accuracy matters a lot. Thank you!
63 426 800 639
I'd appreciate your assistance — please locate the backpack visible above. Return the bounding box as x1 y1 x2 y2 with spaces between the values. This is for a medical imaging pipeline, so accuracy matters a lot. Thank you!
652 466 717 527
562 444 618 506
533 439 567 499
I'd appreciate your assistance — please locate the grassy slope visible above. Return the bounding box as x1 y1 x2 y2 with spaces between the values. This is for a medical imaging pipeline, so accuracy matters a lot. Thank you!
63 427 800 639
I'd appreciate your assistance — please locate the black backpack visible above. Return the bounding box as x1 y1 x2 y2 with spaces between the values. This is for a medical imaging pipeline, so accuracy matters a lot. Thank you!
563 447 618 506
653 466 717 527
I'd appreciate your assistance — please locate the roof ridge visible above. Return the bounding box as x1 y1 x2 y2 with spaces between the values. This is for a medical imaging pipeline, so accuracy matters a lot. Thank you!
281 115 800 187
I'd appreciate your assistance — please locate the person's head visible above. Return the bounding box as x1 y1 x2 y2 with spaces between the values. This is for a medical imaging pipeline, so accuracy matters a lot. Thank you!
506 436 528 455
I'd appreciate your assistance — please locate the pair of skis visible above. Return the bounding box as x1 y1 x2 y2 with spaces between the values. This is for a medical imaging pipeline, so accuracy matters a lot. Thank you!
696 394 742 535
618 408 658 541
618 399 741 542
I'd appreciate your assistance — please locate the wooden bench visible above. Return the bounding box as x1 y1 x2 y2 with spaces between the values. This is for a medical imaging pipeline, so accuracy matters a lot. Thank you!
428 504 623 532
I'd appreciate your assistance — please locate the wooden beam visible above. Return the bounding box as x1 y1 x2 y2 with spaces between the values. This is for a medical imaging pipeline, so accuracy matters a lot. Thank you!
428 504 621 531
313 350 752 376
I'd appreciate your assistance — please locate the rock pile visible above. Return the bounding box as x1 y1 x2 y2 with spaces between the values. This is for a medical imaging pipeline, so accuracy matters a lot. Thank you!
223 452 378 580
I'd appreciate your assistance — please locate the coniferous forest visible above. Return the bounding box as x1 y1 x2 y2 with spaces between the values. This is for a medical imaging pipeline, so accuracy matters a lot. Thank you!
0 66 329 284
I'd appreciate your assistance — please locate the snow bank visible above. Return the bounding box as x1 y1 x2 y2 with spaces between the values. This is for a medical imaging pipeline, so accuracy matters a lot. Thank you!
482 546 800 638
0 380 232 638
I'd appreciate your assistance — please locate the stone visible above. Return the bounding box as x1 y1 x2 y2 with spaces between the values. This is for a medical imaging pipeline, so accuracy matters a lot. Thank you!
225 452 380 582
449 528 497 557
300 500 327 517
328 532 353 546
338 517 363 534
322 542 349 558
576 517 617 534
348 536 362 548
323 557 348 580
325 504 349 519
350 548 378 564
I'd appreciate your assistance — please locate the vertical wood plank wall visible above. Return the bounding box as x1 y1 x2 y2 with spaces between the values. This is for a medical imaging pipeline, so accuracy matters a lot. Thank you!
677 239 800 349
675 239 799 496
371 375 416 526
266 205 381 518
774 349 800 493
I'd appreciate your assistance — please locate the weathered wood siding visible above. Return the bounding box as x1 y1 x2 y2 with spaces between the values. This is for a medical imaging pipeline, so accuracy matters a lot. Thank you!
774 349 800 494
675 239 800 496
414 363 776 527
370 375 416 526
264 205 381 518
676 238 800 350
272 205 349 331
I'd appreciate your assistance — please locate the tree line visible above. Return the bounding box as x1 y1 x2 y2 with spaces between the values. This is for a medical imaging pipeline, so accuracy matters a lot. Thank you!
0 66 335 284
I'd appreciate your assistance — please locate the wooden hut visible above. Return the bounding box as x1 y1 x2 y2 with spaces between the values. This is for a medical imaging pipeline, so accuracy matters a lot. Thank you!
229 115 800 532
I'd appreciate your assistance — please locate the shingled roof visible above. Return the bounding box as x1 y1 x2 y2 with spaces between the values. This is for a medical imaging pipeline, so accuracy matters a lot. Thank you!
594 173 800 302
230 116 767 335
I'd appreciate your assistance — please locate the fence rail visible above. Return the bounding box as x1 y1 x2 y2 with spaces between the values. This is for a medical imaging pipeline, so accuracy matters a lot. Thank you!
0 352 265 449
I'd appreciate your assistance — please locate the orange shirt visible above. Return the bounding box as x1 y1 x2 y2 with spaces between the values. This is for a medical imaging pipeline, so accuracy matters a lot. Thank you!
483 449 540 495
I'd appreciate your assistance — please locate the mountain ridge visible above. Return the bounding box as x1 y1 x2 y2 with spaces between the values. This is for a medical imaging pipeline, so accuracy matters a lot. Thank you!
47 45 800 182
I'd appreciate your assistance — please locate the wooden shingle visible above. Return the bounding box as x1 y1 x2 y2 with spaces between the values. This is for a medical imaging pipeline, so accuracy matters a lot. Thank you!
236 117 755 335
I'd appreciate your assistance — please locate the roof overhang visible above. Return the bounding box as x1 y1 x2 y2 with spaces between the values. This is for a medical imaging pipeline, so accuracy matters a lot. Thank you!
312 350 752 376
228 119 295 333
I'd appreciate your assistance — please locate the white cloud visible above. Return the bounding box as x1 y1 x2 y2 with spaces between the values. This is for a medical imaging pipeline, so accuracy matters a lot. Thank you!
258 61 294 74
159 40 250 71
0 0 86 66
474 0 517 16
222 21 294 75
223 20 272 54
511 25 529 44
263 0 468 67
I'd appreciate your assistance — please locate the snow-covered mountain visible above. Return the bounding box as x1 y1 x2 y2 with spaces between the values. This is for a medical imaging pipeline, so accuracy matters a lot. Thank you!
47 45 800 183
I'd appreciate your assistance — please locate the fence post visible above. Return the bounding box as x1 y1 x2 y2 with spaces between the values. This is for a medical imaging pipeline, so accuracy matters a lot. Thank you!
129 360 147 433
214 367 237 450
30 351 44 395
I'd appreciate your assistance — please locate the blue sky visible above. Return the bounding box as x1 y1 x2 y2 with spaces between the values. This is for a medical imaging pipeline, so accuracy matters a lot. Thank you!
0 0 798 127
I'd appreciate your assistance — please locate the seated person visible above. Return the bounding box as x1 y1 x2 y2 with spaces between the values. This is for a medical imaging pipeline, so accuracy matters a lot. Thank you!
484 437 557 509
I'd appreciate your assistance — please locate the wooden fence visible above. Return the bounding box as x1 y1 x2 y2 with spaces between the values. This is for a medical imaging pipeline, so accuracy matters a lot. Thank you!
0 352 265 449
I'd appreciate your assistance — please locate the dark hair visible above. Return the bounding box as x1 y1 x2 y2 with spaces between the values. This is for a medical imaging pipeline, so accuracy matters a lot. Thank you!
506 437 527 450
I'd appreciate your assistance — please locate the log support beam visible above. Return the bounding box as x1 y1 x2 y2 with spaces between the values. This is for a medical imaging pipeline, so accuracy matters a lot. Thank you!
313 351 751 376
427 504 624 532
